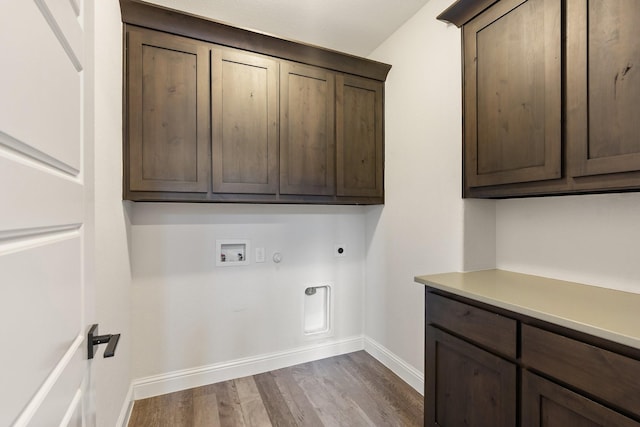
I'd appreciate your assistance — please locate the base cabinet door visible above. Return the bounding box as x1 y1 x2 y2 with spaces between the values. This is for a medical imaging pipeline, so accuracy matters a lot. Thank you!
522 371 640 427
425 326 516 427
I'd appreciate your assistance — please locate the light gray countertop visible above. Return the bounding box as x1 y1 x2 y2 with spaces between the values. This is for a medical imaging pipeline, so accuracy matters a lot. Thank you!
415 269 640 350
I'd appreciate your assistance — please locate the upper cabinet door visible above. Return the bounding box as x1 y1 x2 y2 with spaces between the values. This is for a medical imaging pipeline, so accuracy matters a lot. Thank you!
568 0 640 178
336 75 384 198
127 28 210 193
211 47 279 194
280 62 336 196
464 0 562 188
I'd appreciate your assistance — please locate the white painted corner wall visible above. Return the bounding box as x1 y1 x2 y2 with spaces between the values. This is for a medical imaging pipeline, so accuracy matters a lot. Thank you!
129 203 367 381
363 0 466 379
361 0 640 387
124 0 473 399
376 0 640 302
92 0 640 422
93 0 434 416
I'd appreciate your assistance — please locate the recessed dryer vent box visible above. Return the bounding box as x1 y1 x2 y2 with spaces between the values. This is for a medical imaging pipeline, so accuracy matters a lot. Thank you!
303 285 331 335
216 239 250 267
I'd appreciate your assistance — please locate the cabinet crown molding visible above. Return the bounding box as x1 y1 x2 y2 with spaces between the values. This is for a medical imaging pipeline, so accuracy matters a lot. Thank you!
119 0 391 82
437 0 500 26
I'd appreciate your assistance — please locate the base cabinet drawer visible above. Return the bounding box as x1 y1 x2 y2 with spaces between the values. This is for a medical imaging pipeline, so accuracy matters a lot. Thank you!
522 324 640 417
427 293 516 358
425 287 640 427
522 371 640 427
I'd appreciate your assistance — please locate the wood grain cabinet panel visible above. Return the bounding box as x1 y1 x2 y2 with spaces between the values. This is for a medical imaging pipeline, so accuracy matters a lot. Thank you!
463 0 561 189
443 0 640 197
522 324 640 417
522 371 640 427
211 48 278 194
425 287 640 427
336 75 383 198
425 326 516 427
126 28 209 193
121 0 390 203
427 293 516 358
280 62 335 196
568 0 640 181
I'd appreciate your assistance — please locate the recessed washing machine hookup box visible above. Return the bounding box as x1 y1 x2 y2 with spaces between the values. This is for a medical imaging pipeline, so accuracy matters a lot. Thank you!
216 239 250 267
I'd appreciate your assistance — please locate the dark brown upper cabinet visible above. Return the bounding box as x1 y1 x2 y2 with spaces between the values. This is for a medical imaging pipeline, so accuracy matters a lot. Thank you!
211 47 279 195
567 0 640 180
336 75 384 198
440 0 640 198
126 28 210 194
464 0 561 189
120 0 391 204
280 62 336 196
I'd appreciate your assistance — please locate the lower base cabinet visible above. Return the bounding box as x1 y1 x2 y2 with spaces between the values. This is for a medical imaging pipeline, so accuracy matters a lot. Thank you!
425 288 640 427
426 326 516 427
522 371 639 427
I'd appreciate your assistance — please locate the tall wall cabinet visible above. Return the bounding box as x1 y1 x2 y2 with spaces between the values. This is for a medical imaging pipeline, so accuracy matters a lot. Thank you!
120 0 390 204
440 0 640 198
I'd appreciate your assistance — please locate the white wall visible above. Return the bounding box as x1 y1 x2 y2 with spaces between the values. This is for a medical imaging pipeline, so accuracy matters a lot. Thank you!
96 0 640 413
94 1 133 425
496 193 640 294
130 204 366 380
362 0 640 384
124 0 469 396
364 0 466 376
463 199 497 271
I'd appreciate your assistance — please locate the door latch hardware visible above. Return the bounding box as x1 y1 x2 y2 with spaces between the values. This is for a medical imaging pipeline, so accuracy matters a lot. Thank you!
88 324 121 359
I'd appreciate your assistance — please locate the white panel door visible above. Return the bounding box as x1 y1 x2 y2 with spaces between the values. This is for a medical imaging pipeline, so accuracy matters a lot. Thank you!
0 0 96 426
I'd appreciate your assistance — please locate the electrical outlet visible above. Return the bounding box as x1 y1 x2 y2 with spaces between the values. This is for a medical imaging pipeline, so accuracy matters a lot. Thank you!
334 244 346 257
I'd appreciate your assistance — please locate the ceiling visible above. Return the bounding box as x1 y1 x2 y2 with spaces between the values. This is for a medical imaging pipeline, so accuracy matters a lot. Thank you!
144 0 431 57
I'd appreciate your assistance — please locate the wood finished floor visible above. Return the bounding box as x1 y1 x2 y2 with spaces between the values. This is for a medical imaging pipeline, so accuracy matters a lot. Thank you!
128 351 423 426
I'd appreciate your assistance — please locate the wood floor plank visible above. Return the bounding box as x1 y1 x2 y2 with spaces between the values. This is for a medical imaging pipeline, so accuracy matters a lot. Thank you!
270 365 325 426
320 354 404 426
292 358 374 426
212 380 247 427
128 351 424 427
193 386 221 427
161 389 193 426
128 397 159 427
234 376 272 426
253 372 298 427
345 351 423 425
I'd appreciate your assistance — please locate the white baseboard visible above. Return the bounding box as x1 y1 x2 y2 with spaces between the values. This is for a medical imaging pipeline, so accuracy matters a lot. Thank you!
126 334 423 409
116 383 133 427
364 337 424 395
131 335 365 400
